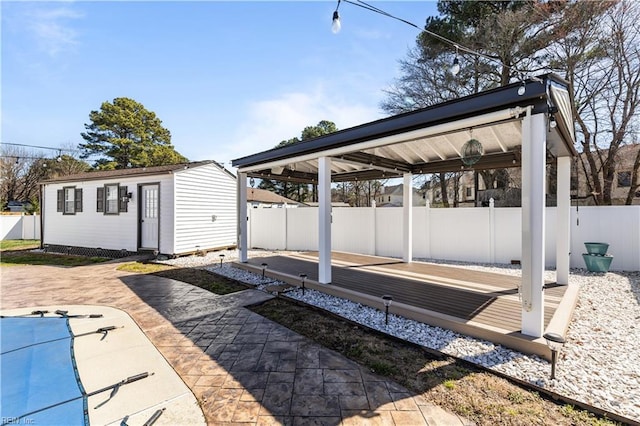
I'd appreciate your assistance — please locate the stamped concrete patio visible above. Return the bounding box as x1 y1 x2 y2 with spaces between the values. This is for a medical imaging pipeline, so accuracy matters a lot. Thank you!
1 259 472 425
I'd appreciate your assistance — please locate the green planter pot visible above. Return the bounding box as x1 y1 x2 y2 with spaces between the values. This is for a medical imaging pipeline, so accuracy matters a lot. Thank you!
584 242 609 255
582 253 613 272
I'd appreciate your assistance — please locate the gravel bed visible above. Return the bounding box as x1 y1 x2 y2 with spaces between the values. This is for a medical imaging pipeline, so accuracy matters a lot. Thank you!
159 250 640 421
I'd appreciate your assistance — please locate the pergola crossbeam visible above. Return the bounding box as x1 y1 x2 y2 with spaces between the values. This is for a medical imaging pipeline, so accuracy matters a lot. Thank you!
340 152 411 173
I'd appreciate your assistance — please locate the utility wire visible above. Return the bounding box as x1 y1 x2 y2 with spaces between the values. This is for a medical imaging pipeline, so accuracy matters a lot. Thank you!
1 142 75 152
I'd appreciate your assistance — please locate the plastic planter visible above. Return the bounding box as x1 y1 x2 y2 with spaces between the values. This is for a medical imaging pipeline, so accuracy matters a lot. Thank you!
582 253 613 272
584 242 609 255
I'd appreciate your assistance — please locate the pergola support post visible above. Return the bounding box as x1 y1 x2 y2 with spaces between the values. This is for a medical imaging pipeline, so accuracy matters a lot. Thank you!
318 156 332 284
238 172 248 263
521 110 546 337
403 172 413 263
556 156 571 285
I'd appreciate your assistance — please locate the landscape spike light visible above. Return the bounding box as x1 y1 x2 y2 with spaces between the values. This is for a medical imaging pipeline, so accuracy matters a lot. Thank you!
299 273 307 295
382 295 393 325
543 332 566 380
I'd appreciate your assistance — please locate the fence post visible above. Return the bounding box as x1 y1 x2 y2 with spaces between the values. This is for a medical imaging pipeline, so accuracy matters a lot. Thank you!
247 207 252 249
371 206 376 256
489 198 495 263
284 207 288 250
425 199 431 259
20 213 26 240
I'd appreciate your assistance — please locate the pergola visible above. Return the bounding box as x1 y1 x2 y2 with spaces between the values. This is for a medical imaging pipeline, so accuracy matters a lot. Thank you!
232 73 576 338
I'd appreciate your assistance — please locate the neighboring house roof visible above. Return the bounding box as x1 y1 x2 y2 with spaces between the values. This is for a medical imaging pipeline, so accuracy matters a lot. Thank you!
247 187 305 205
40 161 234 183
380 184 421 197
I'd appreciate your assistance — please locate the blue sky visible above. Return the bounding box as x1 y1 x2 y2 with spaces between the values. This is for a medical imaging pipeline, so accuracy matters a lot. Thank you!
2 1 439 168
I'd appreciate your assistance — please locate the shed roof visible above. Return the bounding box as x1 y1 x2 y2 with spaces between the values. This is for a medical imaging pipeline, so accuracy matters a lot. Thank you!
232 74 576 183
40 161 233 184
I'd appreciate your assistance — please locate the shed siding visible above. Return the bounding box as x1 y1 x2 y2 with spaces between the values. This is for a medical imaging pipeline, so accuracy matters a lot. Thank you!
173 164 237 254
43 174 173 252
159 178 175 254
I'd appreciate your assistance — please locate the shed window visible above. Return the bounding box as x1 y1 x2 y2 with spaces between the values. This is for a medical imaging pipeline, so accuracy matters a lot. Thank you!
65 188 75 213
98 184 129 214
106 184 119 214
57 187 82 214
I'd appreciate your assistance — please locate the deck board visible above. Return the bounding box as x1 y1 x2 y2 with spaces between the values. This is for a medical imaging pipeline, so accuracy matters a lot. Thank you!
246 251 566 334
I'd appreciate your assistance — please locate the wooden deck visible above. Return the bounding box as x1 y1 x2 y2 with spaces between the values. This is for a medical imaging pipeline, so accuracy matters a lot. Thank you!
233 251 579 359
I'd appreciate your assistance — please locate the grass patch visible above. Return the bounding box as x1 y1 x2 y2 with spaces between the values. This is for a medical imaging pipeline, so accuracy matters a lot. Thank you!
0 251 107 267
370 360 398 376
443 379 456 390
152 267 249 295
117 261 248 295
0 239 40 252
117 261 174 274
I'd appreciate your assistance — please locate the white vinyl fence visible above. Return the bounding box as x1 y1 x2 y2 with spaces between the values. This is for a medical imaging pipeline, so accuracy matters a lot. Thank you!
0 214 41 240
248 205 640 272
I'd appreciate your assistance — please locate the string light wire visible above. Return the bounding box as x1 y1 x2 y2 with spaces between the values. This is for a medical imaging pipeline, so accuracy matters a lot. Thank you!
334 0 528 79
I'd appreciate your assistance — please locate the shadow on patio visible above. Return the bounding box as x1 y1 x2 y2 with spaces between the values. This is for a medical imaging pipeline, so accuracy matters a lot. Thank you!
119 271 471 425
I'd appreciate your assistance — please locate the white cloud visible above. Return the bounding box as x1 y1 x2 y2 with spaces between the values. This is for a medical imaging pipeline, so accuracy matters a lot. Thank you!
215 84 383 166
27 6 83 57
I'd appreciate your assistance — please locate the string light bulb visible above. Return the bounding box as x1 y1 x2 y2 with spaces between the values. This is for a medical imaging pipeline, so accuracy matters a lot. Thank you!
450 57 460 76
450 46 460 76
332 10 341 34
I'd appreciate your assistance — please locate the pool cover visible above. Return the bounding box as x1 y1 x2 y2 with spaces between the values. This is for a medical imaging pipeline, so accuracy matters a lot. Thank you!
1 317 87 425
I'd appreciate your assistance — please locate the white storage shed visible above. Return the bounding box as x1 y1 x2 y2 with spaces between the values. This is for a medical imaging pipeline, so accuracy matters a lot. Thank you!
40 161 237 257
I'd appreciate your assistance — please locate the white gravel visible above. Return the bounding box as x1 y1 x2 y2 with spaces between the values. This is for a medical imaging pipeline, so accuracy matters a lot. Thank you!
159 249 640 421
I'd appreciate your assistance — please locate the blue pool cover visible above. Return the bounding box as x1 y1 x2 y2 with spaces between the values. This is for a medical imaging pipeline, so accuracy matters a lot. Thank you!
1 317 88 425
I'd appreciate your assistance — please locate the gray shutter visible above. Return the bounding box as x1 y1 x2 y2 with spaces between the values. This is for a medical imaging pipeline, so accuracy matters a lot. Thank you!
119 185 128 212
75 188 83 212
96 187 104 212
57 189 63 212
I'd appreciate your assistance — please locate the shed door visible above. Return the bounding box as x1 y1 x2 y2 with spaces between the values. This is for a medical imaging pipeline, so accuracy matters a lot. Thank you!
140 184 159 249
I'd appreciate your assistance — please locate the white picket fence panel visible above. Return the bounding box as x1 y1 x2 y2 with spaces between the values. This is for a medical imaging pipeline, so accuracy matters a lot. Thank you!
248 205 640 272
